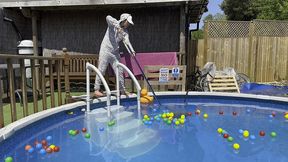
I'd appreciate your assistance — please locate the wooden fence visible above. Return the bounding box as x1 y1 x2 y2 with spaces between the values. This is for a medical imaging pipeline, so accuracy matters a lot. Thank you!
190 20 288 82
0 51 71 128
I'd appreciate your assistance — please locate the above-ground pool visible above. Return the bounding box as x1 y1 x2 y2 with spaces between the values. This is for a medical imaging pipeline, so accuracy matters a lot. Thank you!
1 92 288 162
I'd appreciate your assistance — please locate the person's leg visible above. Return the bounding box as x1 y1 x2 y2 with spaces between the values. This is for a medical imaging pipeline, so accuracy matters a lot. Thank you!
111 56 128 95
94 52 110 97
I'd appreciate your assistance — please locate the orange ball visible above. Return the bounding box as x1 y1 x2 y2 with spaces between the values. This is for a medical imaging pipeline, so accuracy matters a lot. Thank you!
25 145 32 151
53 146 60 152
46 147 53 153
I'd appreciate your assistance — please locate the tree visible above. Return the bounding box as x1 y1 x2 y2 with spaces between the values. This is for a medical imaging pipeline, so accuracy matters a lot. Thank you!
191 13 226 40
220 0 256 21
221 0 288 21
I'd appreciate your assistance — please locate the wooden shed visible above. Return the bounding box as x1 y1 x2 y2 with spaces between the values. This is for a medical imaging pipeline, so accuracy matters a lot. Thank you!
0 0 207 64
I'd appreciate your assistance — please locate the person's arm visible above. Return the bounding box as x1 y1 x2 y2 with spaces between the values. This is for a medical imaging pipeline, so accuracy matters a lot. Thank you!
106 15 120 29
123 33 136 56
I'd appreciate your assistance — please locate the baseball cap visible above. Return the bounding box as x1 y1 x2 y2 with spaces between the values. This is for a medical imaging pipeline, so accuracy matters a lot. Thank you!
120 13 134 25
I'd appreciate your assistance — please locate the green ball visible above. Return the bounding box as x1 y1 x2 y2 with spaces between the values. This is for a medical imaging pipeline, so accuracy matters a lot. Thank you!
270 132 277 137
85 133 91 139
227 136 234 142
69 130 74 135
167 120 172 125
71 130 77 136
5 157 13 162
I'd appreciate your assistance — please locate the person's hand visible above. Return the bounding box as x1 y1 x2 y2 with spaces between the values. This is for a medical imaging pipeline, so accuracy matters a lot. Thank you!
131 51 136 56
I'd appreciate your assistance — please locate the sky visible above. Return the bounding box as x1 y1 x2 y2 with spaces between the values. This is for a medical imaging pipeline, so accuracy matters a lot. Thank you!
190 0 224 29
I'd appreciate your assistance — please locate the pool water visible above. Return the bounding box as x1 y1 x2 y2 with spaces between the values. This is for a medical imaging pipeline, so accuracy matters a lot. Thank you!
1 96 288 162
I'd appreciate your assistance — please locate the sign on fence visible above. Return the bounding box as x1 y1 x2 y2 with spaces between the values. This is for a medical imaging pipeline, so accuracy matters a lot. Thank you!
159 68 169 83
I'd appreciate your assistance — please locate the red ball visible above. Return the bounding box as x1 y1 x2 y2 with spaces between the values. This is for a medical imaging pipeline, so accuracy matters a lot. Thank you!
187 112 192 116
82 128 87 133
46 147 53 153
259 131 265 137
219 111 224 115
272 112 276 117
223 133 229 138
232 112 237 116
53 146 60 152
41 140 47 146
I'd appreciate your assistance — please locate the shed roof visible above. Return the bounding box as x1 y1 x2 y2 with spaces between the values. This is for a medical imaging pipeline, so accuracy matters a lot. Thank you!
0 0 202 8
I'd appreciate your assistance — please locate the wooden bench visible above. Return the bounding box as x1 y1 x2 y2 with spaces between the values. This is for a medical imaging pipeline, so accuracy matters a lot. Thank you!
208 75 240 93
143 65 186 91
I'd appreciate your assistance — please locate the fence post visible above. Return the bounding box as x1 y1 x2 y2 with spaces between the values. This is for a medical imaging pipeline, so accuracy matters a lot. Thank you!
248 21 255 82
7 59 17 122
20 59 28 116
203 20 209 65
63 48 71 103
0 74 4 128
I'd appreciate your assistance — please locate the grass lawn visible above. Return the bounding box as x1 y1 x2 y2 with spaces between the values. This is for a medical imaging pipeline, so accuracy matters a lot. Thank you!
2 92 86 126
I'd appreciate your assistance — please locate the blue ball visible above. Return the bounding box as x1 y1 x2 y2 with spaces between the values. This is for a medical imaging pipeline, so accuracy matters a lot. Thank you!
46 136 52 141
239 129 243 134
150 117 154 121
250 135 256 140
36 143 42 149
148 121 153 125
144 121 149 125
28 147 34 153
39 149 46 155
99 127 104 131
153 109 157 112
246 109 251 113
269 114 273 118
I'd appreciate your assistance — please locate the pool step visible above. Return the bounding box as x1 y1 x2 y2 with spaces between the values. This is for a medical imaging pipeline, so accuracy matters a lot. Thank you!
90 105 124 118
95 111 134 123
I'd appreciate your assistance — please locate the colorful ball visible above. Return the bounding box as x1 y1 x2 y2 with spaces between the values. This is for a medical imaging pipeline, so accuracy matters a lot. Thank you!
167 120 172 125
162 114 167 118
270 132 277 137
232 112 237 116
69 130 74 135
5 157 13 162
36 143 42 149
28 147 34 153
144 115 149 119
246 109 251 113
217 128 223 134
227 136 234 142
272 112 276 117
175 121 180 125
238 129 243 134
219 111 224 115
49 145 56 150
180 119 185 124
39 149 46 155
195 109 201 115
46 136 52 141
181 115 185 119
82 128 87 132
250 135 256 140
285 114 288 120
259 131 265 137
243 130 249 138
46 147 53 153
203 113 208 119
53 146 60 152
85 133 91 139
25 145 32 151
187 112 192 116
223 133 229 139
233 143 240 150
99 127 104 131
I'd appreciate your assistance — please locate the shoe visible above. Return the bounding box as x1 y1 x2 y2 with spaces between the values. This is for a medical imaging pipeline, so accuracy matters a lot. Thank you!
94 90 105 97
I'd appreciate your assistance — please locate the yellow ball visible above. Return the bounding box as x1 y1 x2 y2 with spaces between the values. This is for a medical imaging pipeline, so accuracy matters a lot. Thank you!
169 117 173 121
233 143 240 150
243 130 249 138
49 145 56 150
162 114 167 118
170 113 174 117
144 115 149 119
285 114 288 119
166 113 171 117
217 128 223 134
175 121 180 125
203 113 208 119
180 119 185 124
181 115 185 119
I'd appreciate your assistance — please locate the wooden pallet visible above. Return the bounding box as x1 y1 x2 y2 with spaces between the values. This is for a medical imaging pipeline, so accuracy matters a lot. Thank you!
208 75 240 93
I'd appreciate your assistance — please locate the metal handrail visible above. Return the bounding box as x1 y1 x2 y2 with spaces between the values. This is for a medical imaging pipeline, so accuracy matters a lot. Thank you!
86 62 111 117
116 62 141 111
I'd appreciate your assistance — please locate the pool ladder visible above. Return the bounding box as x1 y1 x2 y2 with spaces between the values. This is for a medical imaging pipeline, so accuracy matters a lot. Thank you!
85 62 141 118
